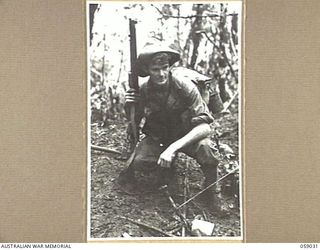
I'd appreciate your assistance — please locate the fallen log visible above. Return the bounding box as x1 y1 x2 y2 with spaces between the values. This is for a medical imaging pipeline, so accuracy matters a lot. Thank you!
91 145 122 155
118 216 175 237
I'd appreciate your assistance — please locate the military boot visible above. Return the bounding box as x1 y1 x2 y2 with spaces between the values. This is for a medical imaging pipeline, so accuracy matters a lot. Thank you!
201 166 222 214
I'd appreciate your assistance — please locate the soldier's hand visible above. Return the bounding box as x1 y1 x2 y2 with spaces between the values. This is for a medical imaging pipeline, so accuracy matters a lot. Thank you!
125 88 140 104
157 147 177 169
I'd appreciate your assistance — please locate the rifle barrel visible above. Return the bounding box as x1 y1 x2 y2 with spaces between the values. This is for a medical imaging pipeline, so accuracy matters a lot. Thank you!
129 19 138 90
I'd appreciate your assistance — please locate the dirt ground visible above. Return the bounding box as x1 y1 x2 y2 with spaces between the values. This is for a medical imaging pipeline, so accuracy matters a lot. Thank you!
90 107 241 239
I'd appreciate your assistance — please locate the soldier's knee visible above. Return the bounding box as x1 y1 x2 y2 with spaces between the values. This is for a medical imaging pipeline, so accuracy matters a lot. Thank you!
130 136 163 169
195 138 219 167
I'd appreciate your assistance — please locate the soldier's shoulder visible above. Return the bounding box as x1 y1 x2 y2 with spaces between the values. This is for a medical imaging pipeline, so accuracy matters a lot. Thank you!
170 67 196 93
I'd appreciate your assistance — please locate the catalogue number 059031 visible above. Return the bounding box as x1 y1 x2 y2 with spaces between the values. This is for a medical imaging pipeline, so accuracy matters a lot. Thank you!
300 244 318 249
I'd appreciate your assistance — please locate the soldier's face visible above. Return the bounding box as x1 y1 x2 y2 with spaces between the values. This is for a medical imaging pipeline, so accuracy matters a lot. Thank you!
147 63 170 85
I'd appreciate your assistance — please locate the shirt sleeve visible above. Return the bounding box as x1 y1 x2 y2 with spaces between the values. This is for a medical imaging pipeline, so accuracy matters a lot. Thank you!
136 86 146 122
170 67 214 128
187 85 214 127
124 86 145 125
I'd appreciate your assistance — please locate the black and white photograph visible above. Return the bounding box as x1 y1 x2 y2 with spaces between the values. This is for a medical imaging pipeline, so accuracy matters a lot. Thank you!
87 1 242 240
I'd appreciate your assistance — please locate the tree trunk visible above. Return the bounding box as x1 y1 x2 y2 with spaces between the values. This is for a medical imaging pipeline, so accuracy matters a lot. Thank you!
108 86 115 118
217 4 230 102
116 50 124 84
89 4 98 46
189 5 204 69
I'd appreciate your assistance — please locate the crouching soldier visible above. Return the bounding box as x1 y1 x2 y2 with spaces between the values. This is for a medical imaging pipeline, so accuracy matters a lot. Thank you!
122 43 222 213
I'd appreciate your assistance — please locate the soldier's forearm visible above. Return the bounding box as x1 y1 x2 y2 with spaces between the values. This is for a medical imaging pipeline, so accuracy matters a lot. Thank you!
168 123 211 153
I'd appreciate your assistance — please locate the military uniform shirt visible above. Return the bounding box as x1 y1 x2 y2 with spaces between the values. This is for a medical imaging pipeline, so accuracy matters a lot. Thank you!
137 68 214 145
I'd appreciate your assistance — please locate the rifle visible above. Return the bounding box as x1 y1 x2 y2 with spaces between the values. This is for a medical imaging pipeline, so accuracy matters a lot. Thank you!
127 19 139 152
91 20 139 161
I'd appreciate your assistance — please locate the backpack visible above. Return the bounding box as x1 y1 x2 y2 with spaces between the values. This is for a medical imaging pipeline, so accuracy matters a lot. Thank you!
170 67 224 114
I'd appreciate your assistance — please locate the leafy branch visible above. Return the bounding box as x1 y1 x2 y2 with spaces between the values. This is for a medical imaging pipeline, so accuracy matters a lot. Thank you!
151 4 237 19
